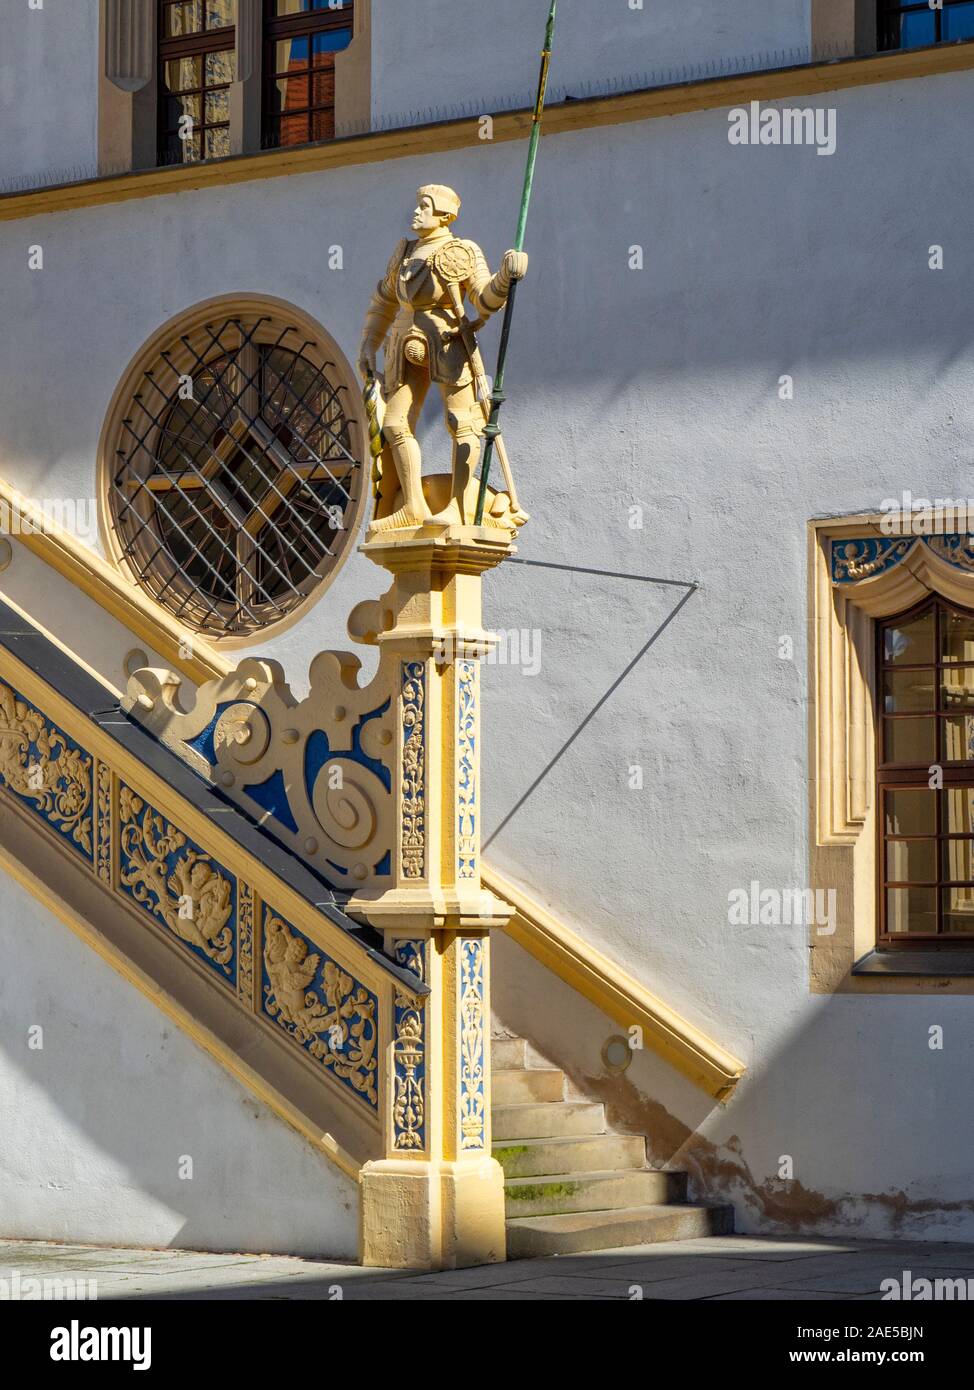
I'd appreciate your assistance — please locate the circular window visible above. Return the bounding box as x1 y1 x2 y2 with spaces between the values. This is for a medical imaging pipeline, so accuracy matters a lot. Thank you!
100 296 366 640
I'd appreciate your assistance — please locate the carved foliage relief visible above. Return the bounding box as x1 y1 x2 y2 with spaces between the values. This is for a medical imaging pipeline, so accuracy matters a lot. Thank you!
118 783 236 983
392 939 426 1151
456 660 477 880
401 661 426 879
458 938 486 1152
0 682 92 859
262 907 379 1108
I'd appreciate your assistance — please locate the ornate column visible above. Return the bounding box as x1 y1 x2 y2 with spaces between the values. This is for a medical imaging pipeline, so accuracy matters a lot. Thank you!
351 522 514 1270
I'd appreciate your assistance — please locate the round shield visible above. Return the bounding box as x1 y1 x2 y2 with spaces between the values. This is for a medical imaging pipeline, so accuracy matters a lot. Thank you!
434 239 477 283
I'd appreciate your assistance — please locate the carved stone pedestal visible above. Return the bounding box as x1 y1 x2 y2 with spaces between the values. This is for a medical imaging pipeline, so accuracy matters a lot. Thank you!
353 522 514 1268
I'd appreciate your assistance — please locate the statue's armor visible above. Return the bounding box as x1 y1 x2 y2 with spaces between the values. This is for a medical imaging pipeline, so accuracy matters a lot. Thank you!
361 231 508 397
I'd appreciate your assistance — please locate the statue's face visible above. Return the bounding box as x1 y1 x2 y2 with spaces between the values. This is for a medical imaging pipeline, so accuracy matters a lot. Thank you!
411 195 443 234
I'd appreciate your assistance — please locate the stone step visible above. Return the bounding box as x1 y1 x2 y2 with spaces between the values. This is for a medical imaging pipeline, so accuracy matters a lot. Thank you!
506 1202 735 1259
503 1167 688 1218
491 1037 526 1070
493 1133 646 1178
493 1067 565 1105
493 1101 606 1141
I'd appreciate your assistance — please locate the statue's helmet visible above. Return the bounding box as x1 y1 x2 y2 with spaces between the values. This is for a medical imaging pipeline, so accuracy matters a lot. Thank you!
417 183 461 222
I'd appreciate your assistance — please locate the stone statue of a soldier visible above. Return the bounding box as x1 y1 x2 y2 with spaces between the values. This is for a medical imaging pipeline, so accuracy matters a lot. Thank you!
358 183 528 531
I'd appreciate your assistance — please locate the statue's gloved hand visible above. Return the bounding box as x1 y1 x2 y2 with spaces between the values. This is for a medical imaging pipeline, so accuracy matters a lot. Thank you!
358 344 378 380
498 249 529 293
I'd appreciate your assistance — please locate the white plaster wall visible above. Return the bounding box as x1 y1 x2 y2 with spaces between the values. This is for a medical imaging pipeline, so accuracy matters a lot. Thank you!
2 62 974 1242
0 0 99 186
370 0 811 125
0 873 359 1257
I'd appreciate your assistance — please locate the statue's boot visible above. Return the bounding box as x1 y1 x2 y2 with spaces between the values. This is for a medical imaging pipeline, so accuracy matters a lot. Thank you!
368 428 432 533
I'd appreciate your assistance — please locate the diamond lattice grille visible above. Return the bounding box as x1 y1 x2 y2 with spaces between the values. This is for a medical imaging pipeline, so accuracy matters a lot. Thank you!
109 313 362 637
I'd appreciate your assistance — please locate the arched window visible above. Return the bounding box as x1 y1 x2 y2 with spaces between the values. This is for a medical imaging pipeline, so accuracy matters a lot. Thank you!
100 298 366 641
879 597 974 942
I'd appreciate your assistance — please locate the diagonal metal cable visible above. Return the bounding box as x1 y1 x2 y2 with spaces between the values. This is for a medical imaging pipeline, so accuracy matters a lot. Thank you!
483 577 699 848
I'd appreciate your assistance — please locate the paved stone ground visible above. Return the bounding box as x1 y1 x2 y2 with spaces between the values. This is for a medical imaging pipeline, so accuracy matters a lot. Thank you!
2 1234 973 1300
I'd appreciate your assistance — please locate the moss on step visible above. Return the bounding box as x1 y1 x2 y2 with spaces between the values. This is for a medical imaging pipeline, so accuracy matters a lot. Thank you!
505 1180 581 1203
492 1145 529 1173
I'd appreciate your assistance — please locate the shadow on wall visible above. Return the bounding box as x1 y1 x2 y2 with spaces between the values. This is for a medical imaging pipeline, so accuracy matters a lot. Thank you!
0 868 358 1259
490 931 974 1247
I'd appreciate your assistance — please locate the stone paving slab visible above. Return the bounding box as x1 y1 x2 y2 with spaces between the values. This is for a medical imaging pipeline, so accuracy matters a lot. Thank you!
2 1235 973 1301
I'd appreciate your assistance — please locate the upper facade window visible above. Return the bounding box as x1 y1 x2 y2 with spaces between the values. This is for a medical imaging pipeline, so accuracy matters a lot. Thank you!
263 1 354 150
879 598 974 943
155 1 356 167
878 0 974 50
159 1 237 165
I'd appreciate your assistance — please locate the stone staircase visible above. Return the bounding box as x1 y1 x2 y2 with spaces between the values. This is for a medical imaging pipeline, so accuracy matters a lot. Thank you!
492 1037 734 1258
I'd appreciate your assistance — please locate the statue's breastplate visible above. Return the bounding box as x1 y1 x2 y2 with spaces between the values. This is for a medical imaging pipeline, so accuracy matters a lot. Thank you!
397 250 447 311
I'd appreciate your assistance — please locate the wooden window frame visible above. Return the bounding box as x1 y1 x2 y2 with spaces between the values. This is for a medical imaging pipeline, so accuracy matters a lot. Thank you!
878 0 974 50
262 0 355 150
877 595 974 947
157 2 237 165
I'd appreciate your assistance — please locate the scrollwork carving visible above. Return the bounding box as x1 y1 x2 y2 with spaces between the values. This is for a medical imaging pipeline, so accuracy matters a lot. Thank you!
124 647 396 887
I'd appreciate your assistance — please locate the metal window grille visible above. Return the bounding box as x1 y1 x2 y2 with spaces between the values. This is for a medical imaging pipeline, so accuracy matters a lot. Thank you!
109 312 362 637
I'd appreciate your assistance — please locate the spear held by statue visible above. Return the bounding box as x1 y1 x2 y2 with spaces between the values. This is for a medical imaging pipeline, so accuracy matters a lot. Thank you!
474 0 557 526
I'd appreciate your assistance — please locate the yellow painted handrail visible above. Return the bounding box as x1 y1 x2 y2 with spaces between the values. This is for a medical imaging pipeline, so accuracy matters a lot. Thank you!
0 477 231 687
484 864 746 1100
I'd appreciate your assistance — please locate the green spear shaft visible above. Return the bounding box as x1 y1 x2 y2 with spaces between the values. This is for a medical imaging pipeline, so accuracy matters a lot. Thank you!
474 0 556 526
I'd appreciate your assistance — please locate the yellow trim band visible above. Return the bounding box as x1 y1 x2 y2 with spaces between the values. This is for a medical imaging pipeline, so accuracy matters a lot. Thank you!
0 476 231 686
484 864 746 1100
1 45 971 224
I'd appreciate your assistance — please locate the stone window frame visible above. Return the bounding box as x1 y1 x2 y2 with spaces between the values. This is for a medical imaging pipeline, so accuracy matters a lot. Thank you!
98 0 371 175
811 1 879 59
809 514 974 995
